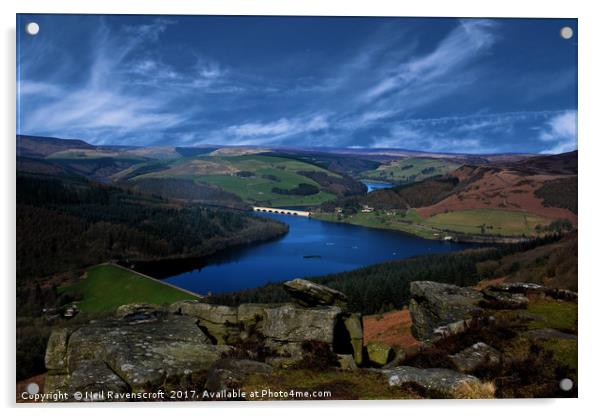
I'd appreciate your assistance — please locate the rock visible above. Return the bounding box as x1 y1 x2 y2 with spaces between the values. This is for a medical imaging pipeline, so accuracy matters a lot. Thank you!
449 342 501 373
115 303 165 320
488 283 577 302
337 354 358 370
492 282 543 293
524 328 578 341
366 341 393 366
45 327 72 372
409 281 484 340
383 366 494 398
481 289 529 310
237 303 268 339
262 303 342 344
205 359 273 392
169 301 239 344
432 319 473 340
343 313 363 365
45 307 230 394
67 361 130 401
283 279 348 308
382 348 407 369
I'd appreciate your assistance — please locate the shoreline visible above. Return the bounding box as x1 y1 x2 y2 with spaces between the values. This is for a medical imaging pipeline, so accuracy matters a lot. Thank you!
312 212 535 244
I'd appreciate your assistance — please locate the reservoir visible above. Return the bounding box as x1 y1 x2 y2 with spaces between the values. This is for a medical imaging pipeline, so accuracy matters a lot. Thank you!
163 213 472 295
362 180 395 193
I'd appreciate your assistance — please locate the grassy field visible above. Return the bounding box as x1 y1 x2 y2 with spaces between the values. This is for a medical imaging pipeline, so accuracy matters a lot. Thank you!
131 155 340 207
314 209 441 239
423 209 552 236
360 157 460 183
316 208 553 239
61 264 198 314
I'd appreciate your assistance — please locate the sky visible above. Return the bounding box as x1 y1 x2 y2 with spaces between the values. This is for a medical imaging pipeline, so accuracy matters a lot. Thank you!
17 14 577 154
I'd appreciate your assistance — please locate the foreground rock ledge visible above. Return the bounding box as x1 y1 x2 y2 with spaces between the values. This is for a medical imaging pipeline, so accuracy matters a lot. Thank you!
44 280 364 397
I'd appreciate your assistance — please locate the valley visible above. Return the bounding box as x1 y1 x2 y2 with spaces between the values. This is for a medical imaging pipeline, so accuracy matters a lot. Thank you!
16 135 578 386
17 135 577 243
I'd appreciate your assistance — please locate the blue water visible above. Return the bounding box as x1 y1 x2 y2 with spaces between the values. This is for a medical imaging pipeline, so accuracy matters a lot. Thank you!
362 180 395 193
164 213 471 295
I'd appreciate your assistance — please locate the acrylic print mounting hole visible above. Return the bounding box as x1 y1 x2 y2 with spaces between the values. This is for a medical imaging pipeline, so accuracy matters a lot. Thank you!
25 22 39 36
560 26 574 39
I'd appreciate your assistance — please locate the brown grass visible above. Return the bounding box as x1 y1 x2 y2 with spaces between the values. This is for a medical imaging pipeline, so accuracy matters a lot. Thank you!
451 380 496 399
363 309 421 353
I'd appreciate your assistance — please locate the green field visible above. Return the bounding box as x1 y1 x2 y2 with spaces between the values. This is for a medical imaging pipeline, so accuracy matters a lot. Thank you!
424 209 552 236
360 157 460 183
316 208 553 239
314 209 440 239
61 264 198 314
131 155 340 207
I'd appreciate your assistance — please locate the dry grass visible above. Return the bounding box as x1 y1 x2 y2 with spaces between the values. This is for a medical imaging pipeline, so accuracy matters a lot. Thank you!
451 380 496 399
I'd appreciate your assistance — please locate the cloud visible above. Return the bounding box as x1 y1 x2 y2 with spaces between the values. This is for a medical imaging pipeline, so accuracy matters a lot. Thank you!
217 115 330 145
361 19 497 103
538 110 577 154
18 18 213 145
17 16 576 153
370 124 489 154
367 111 575 154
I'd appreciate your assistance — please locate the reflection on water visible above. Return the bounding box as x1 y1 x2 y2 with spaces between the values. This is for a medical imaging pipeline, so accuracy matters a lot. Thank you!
163 213 472 295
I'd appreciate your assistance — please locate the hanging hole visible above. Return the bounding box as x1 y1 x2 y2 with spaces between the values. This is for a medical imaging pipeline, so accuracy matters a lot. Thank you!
25 22 40 36
560 26 573 40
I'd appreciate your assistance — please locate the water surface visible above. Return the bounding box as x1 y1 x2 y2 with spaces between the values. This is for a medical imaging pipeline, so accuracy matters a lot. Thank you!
164 213 471 295
362 180 395 193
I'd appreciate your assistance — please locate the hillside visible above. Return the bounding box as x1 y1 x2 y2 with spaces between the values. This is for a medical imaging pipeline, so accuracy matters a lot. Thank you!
415 154 577 225
359 157 461 183
317 151 577 240
17 136 370 208
17 135 94 158
16 172 288 283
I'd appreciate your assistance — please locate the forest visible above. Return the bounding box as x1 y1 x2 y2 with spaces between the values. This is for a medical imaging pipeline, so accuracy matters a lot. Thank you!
16 173 288 283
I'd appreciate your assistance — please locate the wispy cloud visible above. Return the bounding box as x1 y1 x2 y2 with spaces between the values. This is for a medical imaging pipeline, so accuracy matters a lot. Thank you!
361 19 497 104
367 111 573 154
17 16 577 153
18 18 224 145
215 115 330 146
538 110 577 154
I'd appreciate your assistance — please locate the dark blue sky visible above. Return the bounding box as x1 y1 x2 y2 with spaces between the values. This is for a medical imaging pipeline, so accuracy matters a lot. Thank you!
17 14 577 154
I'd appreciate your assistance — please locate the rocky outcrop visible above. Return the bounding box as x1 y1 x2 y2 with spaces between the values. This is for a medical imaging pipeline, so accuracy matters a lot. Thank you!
487 282 578 302
449 342 501 373
45 305 230 396
480 288 529 310
170 280 362 366
283 278 348 308
382 366 494 398
409 281 484 340
169 301 239 345
44 280 365 397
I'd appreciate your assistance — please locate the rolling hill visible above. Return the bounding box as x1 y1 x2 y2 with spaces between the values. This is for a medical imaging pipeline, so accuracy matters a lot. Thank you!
316 151 577 240
16 135 370 208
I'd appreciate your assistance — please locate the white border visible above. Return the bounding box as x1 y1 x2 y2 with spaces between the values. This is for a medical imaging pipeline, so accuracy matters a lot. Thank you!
2 1 601 415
